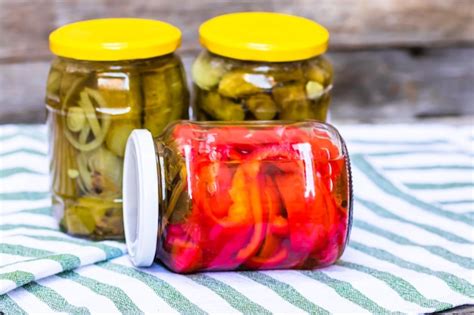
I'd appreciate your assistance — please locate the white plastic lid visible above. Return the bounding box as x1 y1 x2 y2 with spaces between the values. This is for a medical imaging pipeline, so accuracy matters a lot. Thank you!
123 129 159 267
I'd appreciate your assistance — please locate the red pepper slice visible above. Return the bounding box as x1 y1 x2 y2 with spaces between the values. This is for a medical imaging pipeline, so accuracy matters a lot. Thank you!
161 223 202 273
310 165 349 265
245 247 289 269
235 161 266 261
191 162 260 269
275 168 324 253
245 175 288 269
194 161 236 219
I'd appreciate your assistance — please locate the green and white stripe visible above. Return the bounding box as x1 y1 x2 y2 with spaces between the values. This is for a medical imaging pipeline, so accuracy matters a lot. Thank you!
0 124 473 314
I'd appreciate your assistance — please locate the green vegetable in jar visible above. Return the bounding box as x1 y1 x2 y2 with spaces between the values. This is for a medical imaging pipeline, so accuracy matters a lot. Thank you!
246 94 278 120
143 71 170 110
143 65 188 137
311 93 331 121
87 147 123 195
50 114 78 199
167 65 189 122
62 196 123 238
272 83 313 120
95 73 142 156
218 71 274 98
272 83 307 107
304 57 333 86
66 106 86 132
64 88 111 152
105 121 139 157
192 52 227 90
305 81 325 100
165 167 190 224
46 59 64 106
96 72 143 120
267 64 305 84
198 89 245 121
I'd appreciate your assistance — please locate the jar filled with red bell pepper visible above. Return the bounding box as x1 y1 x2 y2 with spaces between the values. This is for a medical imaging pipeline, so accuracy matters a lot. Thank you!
123 121 352 272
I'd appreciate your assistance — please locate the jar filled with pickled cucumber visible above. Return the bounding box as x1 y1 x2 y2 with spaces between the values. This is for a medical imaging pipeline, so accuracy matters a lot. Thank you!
192 12 333 122
123 121 352 271
46 18 189 239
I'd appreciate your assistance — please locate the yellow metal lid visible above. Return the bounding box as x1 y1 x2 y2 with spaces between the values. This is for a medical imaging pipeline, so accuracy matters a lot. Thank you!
49 18 181 61
199 12 329 62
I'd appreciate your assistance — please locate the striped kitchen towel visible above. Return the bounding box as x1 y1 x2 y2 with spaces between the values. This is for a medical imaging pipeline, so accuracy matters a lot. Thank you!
0 123 473 314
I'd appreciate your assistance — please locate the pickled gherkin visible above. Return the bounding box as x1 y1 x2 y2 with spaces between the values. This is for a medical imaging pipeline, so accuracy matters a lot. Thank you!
46 55 189 240
197 89 245 121
193 51 333 121
304 57 333 86
218 71 273 98
142 56 189 137
192 52 227 90
245 94 277 120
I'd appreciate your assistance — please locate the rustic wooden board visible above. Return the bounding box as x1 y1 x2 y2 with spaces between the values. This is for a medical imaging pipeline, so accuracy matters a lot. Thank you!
0 0 473 62
1 48 472 124
330 47 474 122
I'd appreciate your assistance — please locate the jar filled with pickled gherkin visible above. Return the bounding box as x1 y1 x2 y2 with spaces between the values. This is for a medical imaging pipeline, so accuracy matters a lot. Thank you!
46 18 189 239
192 12 333 122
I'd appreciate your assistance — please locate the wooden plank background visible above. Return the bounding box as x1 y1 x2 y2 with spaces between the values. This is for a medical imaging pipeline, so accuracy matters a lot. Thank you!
0 0 473 123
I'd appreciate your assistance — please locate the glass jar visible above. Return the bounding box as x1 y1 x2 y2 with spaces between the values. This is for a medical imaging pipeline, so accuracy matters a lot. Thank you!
46 18 189 239
123 121 352 272
192 12 333 122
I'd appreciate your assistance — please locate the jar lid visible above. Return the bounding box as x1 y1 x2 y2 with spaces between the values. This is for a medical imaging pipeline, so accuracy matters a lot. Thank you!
123 129 159 267
49 18 181 61
199 12 329 62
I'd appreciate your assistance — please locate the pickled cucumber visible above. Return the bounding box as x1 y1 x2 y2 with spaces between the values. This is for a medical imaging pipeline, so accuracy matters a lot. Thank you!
62 196 123 237
143 64 188 137
106 121 139 157
218 71 273 98
246 94 278 120
304 57 333 86
273 83 312 120
198 90 245 121
192 52 226 90
268 64 305 84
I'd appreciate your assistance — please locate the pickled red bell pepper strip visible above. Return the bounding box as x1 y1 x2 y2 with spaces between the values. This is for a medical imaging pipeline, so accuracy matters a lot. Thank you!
275 169 320 253
235 161 266 261
196 162 249 227
245 247 289 269
246 176 288 268
163 224 202 272
190 163 257 268
166 237 202 272
203 162 266 267
197 163 234 219
258 177 282 257
310 170 347 265
272 134 342 253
